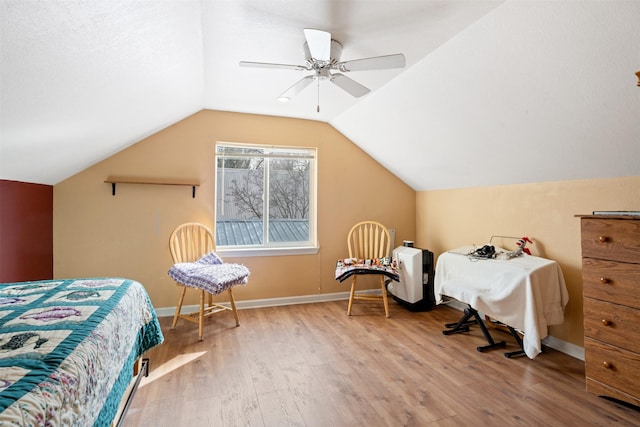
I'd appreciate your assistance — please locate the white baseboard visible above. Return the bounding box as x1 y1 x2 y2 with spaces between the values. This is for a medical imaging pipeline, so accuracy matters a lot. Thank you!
542 335 584 360
156 291 584 360
154 289 374 318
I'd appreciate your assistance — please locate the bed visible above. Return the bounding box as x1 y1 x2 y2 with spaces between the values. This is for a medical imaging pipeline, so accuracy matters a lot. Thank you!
0 277 164 426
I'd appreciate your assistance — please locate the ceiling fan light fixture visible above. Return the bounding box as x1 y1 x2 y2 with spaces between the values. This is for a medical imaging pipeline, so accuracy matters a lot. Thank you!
240 29 406 109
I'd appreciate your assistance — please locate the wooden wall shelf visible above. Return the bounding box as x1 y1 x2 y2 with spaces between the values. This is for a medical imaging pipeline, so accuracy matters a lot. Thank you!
105 176 200 198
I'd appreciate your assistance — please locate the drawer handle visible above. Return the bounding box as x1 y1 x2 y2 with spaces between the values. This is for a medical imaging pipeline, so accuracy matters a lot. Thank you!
598 236 609 243
601 319 612 326
599 277 611 285
603 361 613 369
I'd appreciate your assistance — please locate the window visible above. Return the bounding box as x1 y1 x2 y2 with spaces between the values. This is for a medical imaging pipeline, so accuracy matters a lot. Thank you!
215 142 317 255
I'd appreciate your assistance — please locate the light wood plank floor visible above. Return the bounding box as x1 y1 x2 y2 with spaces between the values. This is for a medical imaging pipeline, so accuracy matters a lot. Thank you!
123 301 639 426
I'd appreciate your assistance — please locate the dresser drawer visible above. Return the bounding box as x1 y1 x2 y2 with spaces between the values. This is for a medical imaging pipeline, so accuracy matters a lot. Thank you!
586 378 640 407
581 218 640 263
584 338 640 401
584 298 640 353
582 258 640 309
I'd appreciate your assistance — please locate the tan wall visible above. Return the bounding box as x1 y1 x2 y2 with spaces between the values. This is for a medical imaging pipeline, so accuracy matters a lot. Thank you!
415 176 640 348
54 108 638 351
53 110 416 309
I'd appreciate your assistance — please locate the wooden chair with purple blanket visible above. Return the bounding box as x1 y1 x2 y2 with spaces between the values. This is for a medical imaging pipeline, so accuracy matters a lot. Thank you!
168 222 249 341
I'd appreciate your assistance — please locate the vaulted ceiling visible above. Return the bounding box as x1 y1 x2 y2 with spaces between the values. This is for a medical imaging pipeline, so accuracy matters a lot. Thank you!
1 1 639 190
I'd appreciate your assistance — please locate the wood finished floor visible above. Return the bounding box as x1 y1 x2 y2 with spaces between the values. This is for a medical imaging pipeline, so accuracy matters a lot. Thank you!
123 300 639 426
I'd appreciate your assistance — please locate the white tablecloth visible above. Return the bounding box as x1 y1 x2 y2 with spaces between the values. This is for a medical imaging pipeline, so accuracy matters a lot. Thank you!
434 246 569 359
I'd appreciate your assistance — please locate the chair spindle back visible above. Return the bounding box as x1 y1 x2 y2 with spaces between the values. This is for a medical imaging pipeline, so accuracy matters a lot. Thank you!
169 222 215 264
347 221 391 260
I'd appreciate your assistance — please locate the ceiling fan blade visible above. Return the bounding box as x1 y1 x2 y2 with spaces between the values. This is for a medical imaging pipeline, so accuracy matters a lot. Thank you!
303 29 331 61
239 61 307 71
278 75 315 100
331 73 370 98
337 53 406 72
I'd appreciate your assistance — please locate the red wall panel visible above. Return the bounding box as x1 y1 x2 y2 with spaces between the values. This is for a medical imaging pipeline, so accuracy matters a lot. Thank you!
0 180 53 282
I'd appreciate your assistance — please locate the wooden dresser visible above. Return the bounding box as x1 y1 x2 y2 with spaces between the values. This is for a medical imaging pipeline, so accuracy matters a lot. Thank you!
578 215 640 407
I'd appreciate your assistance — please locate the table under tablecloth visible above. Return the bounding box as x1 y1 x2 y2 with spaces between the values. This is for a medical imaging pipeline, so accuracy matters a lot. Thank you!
434 246 569 359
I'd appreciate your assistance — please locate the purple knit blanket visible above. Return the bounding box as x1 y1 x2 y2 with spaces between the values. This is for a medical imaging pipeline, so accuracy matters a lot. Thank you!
168 252 249 295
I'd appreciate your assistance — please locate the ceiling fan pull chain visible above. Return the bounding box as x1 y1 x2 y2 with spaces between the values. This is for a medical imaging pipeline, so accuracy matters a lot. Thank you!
317 77 320 113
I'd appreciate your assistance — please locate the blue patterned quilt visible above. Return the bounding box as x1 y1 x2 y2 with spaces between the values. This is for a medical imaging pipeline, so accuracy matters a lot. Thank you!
0 278 164 426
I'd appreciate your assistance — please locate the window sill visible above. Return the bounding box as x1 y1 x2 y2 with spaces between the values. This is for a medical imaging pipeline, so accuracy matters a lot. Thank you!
216 246 319 258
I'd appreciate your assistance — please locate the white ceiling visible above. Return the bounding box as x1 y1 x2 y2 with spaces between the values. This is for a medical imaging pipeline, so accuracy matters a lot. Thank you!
1 0 639 190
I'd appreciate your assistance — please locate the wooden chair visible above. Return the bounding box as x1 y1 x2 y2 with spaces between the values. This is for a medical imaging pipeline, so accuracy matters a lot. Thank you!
169 222 239 340
346 220 392 317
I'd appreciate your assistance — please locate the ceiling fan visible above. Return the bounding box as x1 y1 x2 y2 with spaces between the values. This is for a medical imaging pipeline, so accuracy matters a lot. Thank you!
239 29 406 112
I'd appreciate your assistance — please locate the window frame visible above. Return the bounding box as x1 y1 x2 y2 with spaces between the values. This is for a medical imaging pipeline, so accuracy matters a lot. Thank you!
214 141 318 257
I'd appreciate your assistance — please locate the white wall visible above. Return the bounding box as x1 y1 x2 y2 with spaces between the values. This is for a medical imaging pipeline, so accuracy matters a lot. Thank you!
333 1 640 191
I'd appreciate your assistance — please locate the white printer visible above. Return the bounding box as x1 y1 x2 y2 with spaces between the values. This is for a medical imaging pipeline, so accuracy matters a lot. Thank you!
387 243 435 311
